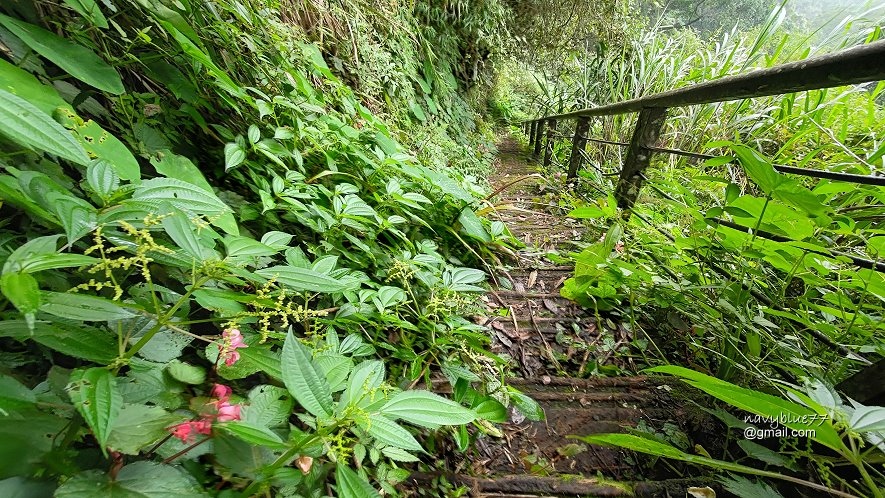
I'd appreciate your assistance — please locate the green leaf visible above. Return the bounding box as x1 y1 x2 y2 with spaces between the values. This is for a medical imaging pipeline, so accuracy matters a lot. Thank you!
475 398 508 423
242 385 293 428
161 211 211 261
224 236 277 259
165 360 206 385
509 389 545 420
380 391 475 429
731 145 782 194
568 206 605 219
150 152 237 234
86 160 120 199
282 330 333 419
55 461 205 497
218 421 286 449
314 354 353 392
224 143 246 171
40 292 136 321
68 367 122 452
61 0 108 27
0 476 56 497
1 272 41 315
849 405 885 433
458 207 491 242
0 320 117 364
359 415 422 452
256 265 356 293
106 404 182 455
575 433 766 474
0 88 89 165
0 374 36 412
339 360 385 411
646 366 844 451
132 178 232 217
160 22 241 97
59 116 141 181
336 465 382 498
0 14 123 94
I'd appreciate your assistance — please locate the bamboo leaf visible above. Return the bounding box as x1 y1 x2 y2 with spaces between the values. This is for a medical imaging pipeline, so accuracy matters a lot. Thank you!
0 14 122 94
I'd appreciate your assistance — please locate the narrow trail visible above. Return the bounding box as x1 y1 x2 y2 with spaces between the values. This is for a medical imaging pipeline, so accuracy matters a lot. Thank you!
409 135 717 497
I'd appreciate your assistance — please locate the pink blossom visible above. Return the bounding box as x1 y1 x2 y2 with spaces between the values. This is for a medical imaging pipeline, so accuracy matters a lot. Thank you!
211 384 232 401
170 421 194 443
216 401 241 422
220 328 248 366
192 419 213 435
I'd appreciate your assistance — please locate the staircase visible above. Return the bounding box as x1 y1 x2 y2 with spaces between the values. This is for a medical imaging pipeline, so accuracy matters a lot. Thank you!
405 135 720 497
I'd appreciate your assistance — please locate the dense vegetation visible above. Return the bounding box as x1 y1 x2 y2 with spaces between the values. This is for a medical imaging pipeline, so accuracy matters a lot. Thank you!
1 0 883 497
0 1 528 496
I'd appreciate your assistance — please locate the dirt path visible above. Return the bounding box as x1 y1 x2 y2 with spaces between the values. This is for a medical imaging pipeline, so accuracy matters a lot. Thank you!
407 134 718 497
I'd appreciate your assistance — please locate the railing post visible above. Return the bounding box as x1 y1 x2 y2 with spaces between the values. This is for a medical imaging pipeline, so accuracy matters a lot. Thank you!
615 107 668 211
566 118 590 179
533 119 546 157
543 119 556 167
528 120 537 148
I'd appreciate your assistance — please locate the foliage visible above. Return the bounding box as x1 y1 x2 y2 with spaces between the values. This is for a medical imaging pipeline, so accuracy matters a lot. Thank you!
0 0 530 495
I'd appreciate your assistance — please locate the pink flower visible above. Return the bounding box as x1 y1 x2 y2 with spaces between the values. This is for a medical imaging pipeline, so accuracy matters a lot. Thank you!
220 328 248 366
192 419 213 435
211 383 232 401
216 401 241 422
170 421 194 443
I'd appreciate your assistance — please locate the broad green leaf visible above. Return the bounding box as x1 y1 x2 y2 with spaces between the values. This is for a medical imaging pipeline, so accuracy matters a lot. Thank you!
381 446 420 462
218 422 287 449
0 88 89 165
731 144 782 194
0 374 36 412
256 265 356 293
0 14 123 94
55 461 205 498
106 404 182 455
86 160 120 199
336 465 382 498
475 398 508 423
380 391 475 429
576 433 769 475
165 360 206 385
458 207 491 242
224 236 277 258
282 330 333 418
0 320 117 364
314 354 353 392
359 415 422 452
151 152 237 234
0 413 67 479
0 58 70 113
224 143 246 170
849 405 885 433
132 178 232 216
68 367 122 451
242 385 293 428
646 366 844 451
40 292 136 321
0 476 56 497
161 211 211 261
58 114 141 181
